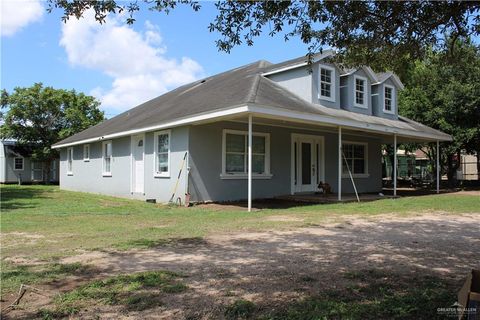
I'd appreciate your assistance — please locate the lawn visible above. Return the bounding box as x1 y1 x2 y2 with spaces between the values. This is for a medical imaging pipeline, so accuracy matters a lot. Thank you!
1 184 479 261
1 185 479 319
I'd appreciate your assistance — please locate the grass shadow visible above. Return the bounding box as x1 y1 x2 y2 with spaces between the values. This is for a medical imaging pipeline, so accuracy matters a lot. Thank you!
0 185 50 211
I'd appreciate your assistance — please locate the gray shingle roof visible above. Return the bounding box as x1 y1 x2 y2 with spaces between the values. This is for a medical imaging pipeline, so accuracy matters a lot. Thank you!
53 57 450 147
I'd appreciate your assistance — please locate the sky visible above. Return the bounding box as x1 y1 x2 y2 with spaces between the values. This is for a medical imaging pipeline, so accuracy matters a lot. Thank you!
1 0 310 117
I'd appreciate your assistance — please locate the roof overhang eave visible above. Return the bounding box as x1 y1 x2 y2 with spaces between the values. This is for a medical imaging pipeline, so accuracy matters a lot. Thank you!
51 104 452 149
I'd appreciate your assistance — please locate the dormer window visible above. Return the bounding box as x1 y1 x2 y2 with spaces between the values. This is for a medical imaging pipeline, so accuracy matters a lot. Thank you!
384 85 395 114
354 75 367 108
319 66 336 102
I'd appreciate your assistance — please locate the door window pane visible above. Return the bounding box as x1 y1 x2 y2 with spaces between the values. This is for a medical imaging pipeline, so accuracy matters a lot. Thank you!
301 143 311 185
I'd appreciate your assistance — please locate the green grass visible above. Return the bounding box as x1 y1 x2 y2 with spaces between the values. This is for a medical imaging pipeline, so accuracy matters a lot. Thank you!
39 270 187 317
261 269 455 320
225 299 257 319
1 261 93 295
1 184 479 262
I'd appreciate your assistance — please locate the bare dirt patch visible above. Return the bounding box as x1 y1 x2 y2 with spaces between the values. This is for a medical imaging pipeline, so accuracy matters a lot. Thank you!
3 213 479 319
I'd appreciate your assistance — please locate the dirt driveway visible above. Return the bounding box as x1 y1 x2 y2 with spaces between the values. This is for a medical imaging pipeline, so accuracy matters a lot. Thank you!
5 213 480 319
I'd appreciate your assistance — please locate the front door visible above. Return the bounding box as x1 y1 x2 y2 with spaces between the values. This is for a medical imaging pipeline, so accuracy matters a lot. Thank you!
292 134 324 193
132 135 144 193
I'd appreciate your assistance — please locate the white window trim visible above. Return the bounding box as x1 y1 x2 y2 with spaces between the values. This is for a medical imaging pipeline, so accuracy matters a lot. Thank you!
353 75 368 109
341 141 369 178
154 130 171 178
67 147 73 175
221 129 272 180
318 65 336 102
83 144 90 162
383 84 396 114
102 140 113 177
13 157 24 171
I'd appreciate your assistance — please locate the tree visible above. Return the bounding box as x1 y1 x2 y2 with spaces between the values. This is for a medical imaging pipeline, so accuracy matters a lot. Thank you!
1 83 104 183
399 38 480 185
48 0 480 77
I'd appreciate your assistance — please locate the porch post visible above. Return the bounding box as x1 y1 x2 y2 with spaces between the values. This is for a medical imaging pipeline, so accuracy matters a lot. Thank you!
248 114 253 212
393 134 397 197
436 140 440 194
338 126 342 201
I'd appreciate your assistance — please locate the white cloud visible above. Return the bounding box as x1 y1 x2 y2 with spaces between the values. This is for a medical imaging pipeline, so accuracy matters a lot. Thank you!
1 0 44 36
60 12 204 111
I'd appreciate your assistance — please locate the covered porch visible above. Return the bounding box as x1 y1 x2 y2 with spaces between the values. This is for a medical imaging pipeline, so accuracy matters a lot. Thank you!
193 111 448 212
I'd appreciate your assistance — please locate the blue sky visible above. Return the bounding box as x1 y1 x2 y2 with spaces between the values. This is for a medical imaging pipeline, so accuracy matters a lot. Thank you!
1 1 309 117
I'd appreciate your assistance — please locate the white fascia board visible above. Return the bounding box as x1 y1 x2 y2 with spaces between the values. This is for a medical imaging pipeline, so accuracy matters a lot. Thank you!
247 104 452 142
51 105 250 149
262 50 335 77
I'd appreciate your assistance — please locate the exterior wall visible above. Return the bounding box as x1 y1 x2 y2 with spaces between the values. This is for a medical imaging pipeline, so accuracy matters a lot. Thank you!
266 62 341 109
58 127 189 204
372 78 398 120
189 121 382 202
267 66 312 103
312 62 341 109
340 69 372 115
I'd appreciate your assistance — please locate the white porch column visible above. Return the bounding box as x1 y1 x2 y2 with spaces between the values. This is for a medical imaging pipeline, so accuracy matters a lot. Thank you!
248 114 253 212
338 126 342 201
393 134 397 197
436 140 440 194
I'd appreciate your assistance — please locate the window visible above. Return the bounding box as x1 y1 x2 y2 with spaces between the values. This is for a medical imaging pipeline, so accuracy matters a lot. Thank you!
319 66 336 102
354 75 367 108
342 142 368 176
102 141 112 176
83 144 90 161
13 157 24 171
67 147 73 175
154 131 170 177
222 129 271 179
384 85 394 113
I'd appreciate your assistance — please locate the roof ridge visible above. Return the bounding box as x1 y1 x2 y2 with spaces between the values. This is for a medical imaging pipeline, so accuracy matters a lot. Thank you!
247 74 262 103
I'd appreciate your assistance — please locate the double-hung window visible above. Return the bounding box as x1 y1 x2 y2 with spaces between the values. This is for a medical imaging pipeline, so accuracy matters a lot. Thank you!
154 130 170 177
354 75 367 108
342 142 368 177
67 147 73 175
222 129 271 179
384 85 394 113
102 141 112 176
83 144 90 161
319 66 335 102
13 157 24 171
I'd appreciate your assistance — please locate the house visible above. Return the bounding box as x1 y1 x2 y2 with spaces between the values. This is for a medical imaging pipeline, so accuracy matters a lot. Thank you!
1 140 59 184
51 51 451 210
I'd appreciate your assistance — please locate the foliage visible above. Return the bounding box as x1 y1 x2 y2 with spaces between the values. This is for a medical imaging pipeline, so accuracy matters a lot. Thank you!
399 38 480 182
0 83 104 181
48 1 480 77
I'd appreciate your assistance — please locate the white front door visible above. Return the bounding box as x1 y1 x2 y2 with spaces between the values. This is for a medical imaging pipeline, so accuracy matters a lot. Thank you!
292 134 324 193
132 135 144 193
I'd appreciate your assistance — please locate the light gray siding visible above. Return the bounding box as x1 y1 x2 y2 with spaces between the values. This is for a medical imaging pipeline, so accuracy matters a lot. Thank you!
58 127 189 204
372 78 398 120
312 62 341 109
267 62 341 109
340 69 372 115
267 66 312 103
188 121 382 202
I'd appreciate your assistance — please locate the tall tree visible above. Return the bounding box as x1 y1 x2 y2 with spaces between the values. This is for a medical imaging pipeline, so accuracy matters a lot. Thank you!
1 83 104 182
399 38 480 184
48 0 480 77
